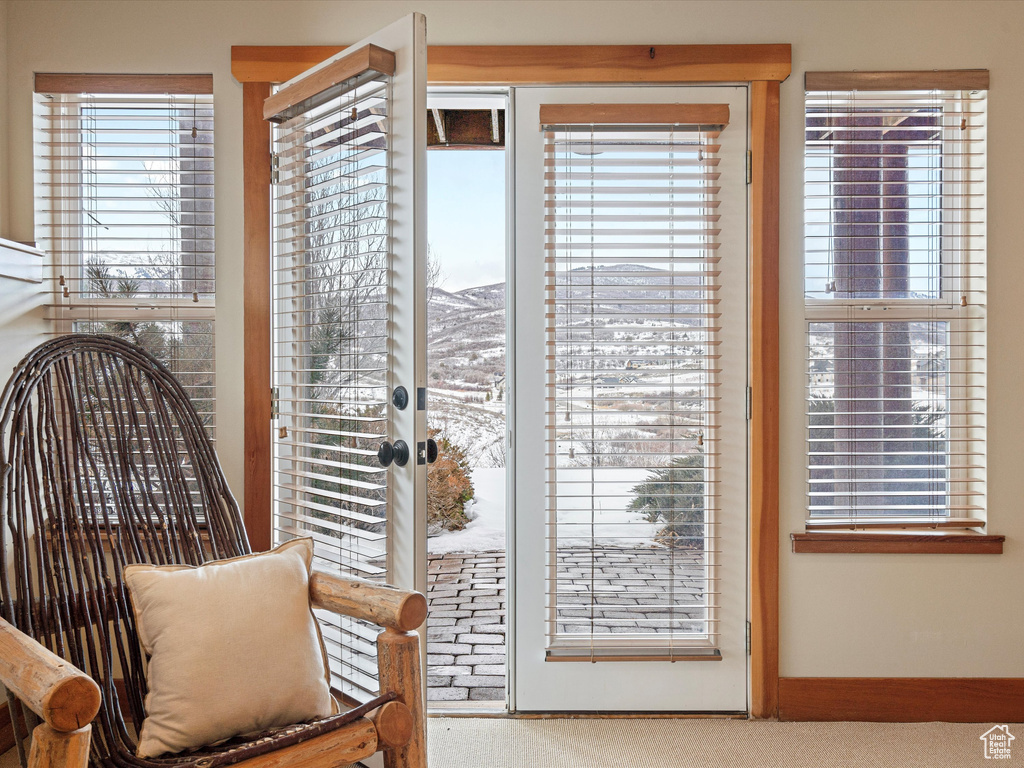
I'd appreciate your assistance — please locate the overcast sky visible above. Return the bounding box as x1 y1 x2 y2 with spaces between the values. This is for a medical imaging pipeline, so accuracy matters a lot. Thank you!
428 150 506 292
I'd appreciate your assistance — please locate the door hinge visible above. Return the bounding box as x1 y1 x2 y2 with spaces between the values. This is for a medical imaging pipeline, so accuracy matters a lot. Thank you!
745 386 752 421
271 387 279 420
746 150 752 185
270 153 280 184
746 620 752 655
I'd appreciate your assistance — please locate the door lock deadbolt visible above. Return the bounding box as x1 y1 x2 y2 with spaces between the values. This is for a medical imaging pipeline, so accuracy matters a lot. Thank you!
392 386 409 410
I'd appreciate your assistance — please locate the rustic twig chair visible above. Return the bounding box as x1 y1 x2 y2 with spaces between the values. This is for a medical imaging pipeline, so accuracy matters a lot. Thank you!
0 335 426 768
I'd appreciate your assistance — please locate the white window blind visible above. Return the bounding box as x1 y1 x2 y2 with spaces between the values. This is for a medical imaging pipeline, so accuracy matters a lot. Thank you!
271 68 391 702
804 73 987 526
35 76 216 434
542 104 728 658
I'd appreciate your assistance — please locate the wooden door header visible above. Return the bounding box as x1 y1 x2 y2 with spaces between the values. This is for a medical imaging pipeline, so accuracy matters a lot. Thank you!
232 44 792 85
538 102 729 127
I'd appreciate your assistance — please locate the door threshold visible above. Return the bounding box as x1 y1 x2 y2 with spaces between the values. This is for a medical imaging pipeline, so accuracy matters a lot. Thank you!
428 700 508 717
508 711 748 720
429 709 748 719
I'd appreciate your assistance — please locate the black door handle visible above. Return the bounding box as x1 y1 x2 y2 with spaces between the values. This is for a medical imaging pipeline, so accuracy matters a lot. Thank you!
392 440 410 467
426 438 438 463
378 440 411 468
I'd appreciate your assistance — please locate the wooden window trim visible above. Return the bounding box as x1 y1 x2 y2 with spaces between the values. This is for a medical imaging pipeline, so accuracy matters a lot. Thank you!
804 69 989 92
34 73 213 94
791 530 1004 555
233 43 789 718
232 44 791 85
537 102 729 126
241 81 273 556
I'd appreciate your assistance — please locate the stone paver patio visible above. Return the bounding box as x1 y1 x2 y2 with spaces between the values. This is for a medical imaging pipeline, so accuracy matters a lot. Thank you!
427 552 507 702
426 547 708 702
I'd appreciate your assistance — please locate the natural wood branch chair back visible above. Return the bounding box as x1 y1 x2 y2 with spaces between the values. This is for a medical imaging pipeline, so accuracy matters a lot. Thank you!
0 334 251 766
0 334 425 768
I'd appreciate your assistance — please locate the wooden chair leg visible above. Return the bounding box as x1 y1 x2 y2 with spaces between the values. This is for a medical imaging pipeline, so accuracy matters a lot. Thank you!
377 629 426 768
28 724 91 768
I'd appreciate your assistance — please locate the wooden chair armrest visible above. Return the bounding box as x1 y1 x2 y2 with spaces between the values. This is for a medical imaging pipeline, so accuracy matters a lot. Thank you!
0 617 101 732
309 571 427 632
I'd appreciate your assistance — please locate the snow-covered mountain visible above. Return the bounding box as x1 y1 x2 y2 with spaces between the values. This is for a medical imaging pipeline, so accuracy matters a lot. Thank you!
428 282 506 392
425 265 708 468
427 281 507 468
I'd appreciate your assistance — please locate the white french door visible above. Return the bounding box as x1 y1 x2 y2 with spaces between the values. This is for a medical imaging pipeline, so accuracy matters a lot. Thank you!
512 86 749 711
268 13 428 703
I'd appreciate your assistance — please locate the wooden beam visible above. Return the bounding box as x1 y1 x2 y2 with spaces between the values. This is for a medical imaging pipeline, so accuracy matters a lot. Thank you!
430 44 791 84
263 44 396 122
242 81 273 553
791 531 1005 555
232 46 346 84
0 618 101 733
426 109 505 148
232 44 792 85
805 69 989 92
749 79 780 721
538 103 729 127
377 630 426 768
27 724 91 768
310 571 428 632
230 718 377 768
779 678 1024 722
34 73 212 94
372 701 414 749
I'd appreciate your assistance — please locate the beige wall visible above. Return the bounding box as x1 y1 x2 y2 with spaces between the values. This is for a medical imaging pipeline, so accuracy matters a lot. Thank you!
0 0 9 234
3 0 1024 682
0 0 47 387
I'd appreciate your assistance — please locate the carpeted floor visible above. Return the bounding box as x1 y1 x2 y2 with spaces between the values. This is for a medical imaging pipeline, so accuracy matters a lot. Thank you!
3 717 1011 768
426 717 1014 767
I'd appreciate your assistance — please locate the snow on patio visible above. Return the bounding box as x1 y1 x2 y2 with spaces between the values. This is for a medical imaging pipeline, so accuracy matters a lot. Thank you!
427 467 660 555
428 467 507 555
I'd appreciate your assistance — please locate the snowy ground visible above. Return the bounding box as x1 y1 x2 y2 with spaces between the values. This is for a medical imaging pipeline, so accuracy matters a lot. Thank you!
427 467 659 554
428 467 506 554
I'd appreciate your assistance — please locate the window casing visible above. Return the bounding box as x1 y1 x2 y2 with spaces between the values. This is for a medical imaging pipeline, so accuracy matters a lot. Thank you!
803 83 986 525
35 79 216 434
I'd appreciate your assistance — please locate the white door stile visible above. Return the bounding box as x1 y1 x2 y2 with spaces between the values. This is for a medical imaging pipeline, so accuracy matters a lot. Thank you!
504 85 519 714
373 13 429 600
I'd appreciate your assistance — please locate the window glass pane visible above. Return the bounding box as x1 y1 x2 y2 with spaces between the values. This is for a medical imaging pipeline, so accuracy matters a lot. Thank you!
808 320 949 517
272 76 391 702
805 99 943 301
36 88 216 434
544 122 721 648
72 319 216 434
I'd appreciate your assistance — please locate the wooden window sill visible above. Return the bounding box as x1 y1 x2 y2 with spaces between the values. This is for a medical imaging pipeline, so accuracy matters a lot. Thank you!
791 530 1005 554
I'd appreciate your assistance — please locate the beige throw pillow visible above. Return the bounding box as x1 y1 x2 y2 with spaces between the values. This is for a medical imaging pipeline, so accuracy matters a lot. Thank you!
124 538 335 758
